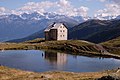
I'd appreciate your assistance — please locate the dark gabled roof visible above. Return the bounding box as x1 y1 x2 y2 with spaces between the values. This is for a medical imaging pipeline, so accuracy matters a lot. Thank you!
44 23 54 32
44 22 67 32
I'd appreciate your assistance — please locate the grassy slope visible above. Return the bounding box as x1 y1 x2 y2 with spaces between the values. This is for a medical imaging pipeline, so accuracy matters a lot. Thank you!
1 38 120 57
7 19 120 43
69 19 120 43
1 66 120 80
1 38 120 58
101 37 120 55
86 27 120 43
1 39 120 79
101 37 120 47
1 38 101 55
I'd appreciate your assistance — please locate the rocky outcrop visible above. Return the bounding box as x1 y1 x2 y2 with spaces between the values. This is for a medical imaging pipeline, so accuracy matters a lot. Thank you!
98 69 120 80
98 75 120 80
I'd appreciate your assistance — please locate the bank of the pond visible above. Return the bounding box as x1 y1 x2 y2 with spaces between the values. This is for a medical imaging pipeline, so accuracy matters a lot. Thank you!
1 39 120 59
101 37 120 56
0 66 120 80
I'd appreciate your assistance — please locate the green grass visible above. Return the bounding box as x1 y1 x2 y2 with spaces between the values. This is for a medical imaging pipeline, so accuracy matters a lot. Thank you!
23 38 45 43
0 39 101 55
2 38 120 57
101 37 120 47
101 37 120 55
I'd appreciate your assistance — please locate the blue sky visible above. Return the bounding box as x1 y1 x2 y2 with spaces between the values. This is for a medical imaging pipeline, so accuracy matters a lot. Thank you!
0 0 108 9
0 0 119 18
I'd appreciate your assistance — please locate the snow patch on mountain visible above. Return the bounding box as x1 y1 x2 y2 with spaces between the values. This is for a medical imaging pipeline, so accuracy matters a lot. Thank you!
94 14 118 20
0 12 83 42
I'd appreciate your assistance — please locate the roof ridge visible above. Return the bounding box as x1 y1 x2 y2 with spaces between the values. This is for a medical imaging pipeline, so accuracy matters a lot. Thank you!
44 22 66 32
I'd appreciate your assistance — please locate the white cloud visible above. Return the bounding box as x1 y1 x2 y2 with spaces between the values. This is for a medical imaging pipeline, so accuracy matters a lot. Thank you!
59 0 70 7
56 0 89 17
96 4 120 15
98 0 120 4
1 0 120 20
94 0 120 20
0 7 6 12
0 7 6 15
110 0 120 4
98 0 107 2
74 6 89 17
18 1 56 14
86 0 107 2
0 7 11 15
0 0 89 17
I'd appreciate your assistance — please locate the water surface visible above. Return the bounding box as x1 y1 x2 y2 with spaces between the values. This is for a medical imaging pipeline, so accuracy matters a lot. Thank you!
0 50 120 72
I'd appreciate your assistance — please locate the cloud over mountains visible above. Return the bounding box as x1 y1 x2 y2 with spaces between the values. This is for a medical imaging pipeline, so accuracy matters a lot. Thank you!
0 0 120 20
0 0 89 17
94 0 120 19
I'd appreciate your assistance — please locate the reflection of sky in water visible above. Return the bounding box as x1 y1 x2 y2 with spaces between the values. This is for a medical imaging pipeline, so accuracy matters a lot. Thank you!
0 50 120 72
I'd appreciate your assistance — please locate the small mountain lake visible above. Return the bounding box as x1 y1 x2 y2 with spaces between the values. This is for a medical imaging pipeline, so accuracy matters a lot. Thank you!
0 50 120 72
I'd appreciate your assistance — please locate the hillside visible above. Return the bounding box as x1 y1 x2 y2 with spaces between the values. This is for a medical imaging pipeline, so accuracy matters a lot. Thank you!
101 37 120 55
2 38 120 59
86 27 120 43
2 39 98 54
1 39 107 56
7 29 44 43
69 19 120 43
0 12 80 42
8 19 120 43
101 37 120 47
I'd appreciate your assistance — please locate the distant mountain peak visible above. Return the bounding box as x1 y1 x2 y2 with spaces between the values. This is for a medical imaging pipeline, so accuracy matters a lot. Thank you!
94 14 119 20
0 12 82 42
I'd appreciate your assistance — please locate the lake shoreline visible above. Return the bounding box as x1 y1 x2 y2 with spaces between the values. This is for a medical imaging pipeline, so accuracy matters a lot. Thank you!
1 50 120 74
1 49 120 59
0 39 120 59
0 66 120 80
1 39 120 79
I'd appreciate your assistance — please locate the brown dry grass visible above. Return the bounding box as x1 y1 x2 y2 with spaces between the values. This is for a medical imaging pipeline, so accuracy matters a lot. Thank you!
0 66 111 80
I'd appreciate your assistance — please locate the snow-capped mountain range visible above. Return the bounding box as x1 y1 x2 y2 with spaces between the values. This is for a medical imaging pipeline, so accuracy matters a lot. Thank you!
0 11 120 42
0 12 85 42
94 14 120 20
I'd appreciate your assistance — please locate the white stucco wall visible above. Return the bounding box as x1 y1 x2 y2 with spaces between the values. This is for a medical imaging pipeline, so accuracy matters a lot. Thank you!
57 25 68 40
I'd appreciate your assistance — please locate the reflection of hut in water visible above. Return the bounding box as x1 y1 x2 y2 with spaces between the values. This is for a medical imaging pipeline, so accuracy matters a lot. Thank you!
44 51 57 63
44 51 67 66
57 53 67 66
